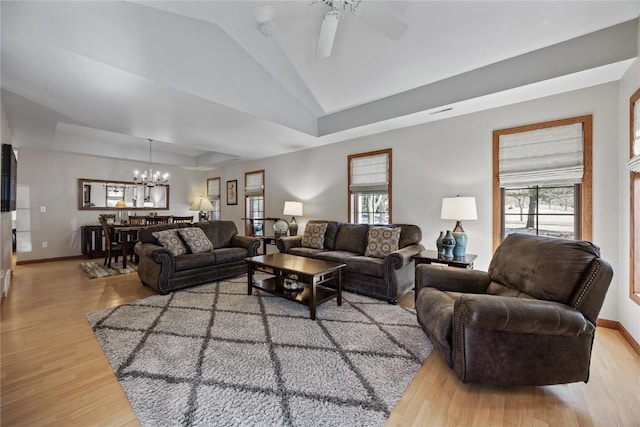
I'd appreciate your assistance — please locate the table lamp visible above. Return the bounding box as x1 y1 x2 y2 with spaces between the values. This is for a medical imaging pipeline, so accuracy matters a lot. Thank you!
283 201 303 236
441 196 477 258
115 200 127 223
190 197 215 221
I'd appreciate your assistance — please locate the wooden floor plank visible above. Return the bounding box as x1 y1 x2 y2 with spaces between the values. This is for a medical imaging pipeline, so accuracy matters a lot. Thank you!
2 258 640 426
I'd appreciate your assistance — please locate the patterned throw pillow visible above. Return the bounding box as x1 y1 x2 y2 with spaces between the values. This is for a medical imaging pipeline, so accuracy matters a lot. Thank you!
301 222 328 249
365 226 401 258
177 227 214 254
152 229 188 256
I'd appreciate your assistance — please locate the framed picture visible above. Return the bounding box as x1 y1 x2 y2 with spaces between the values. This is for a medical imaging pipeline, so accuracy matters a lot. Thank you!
227 179 237 205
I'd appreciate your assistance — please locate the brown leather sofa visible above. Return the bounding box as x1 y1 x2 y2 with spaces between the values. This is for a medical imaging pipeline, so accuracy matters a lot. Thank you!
135 220 260 294
415 233 613 386
277 220 424 303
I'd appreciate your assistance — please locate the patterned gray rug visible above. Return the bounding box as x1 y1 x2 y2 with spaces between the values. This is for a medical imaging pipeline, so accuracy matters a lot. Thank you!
79 261 138 278
87 274 433 427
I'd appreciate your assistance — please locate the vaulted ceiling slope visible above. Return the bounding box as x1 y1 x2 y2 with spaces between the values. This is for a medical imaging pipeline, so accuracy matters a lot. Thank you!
1 1 639 169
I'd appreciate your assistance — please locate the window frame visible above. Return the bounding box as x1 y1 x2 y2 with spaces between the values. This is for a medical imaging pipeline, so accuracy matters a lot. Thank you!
493 115 592 250
206 177 221 221
347 148 392 224
244 169 265 236
630 88 640 305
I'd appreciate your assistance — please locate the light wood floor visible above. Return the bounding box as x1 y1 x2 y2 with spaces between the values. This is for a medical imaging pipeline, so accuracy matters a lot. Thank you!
2 258 640 426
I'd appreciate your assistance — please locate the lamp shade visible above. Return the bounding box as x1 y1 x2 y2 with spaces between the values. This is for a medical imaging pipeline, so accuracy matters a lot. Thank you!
115 200 127 208
441 196 477 221
190 197 214 212
283 201 303 217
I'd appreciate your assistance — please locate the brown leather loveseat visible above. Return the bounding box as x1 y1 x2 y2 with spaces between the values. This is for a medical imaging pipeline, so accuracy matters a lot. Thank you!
415 233 613 386
135 220 260 294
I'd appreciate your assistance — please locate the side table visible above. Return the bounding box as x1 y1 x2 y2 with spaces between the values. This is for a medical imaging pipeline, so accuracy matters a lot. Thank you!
413 249 477 269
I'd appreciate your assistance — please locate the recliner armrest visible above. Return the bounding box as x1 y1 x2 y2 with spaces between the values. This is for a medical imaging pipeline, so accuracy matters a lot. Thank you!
455 294 594 336
416 264 491 294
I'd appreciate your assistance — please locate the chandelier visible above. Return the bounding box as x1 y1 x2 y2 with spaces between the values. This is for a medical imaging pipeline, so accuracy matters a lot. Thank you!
133 139 169 187
312 0 361 13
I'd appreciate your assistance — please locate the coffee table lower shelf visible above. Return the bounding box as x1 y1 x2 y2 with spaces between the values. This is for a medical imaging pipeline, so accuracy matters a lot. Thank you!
252 277 339 308
246 253 346 320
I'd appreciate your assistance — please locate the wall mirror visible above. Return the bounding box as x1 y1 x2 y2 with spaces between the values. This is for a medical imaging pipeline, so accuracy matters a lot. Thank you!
78 178 170 210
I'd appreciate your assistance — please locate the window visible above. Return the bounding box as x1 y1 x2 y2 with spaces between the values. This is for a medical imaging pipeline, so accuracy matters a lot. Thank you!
348 149 392 224
244 170 264 236
493 116 592 249
629 88 640 304
207 177 221 220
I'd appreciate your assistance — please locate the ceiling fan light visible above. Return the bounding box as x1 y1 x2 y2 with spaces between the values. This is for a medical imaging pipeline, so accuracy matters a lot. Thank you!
316 9 340 58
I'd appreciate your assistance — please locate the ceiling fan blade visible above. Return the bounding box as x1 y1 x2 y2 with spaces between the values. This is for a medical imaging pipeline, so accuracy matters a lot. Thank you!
316 9 340 58
357 5 407 41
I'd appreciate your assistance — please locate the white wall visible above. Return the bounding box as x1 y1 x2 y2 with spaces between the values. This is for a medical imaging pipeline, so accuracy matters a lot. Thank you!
15 149 206 262
211 82 623 323
618 54 640 344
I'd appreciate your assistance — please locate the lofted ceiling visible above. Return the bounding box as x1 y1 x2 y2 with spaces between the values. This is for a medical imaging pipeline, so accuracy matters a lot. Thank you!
1 1 639 170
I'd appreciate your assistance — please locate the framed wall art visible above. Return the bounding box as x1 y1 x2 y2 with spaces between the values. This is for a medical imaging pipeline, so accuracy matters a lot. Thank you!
226 179 237 205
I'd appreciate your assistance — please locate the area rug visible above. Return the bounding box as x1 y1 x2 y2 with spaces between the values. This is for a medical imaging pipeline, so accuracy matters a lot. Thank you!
79 261 138 278
87 274 433 427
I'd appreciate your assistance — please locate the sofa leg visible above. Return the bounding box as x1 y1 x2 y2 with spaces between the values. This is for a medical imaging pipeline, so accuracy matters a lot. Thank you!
386 298 398 305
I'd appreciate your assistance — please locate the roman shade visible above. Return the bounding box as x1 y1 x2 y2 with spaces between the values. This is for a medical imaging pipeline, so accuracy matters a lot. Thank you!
245 172 264 196
208 178 220 200
349 152 389 193
499 123 584 186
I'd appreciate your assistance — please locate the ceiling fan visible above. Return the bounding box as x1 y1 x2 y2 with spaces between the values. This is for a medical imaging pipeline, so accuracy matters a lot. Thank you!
252 0 408 58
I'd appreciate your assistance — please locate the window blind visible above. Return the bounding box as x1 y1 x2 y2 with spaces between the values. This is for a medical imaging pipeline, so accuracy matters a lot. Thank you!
499 123 584 186
245 172 264 196
627 101 640 172
349 153 389 193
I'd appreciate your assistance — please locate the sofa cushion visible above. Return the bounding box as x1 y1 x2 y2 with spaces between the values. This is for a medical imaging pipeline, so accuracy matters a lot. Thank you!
288 247 327 257
174 252 216 271
196 220 238 248
152 229 188 256
314 250 358 265
302 222 328 249
365 226 401 258
334 223 369 254
177 227 214 254
345 255 384 277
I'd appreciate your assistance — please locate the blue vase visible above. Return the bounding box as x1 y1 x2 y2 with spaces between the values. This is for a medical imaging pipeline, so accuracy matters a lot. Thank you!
436 231 444 255
441 230 456 259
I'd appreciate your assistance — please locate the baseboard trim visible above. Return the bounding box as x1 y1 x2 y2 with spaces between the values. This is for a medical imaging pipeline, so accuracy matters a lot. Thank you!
597 318 640 357
16 255 84 265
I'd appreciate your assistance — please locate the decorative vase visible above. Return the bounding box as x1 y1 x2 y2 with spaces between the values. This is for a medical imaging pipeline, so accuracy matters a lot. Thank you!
436 231 445 256
441 230 456 259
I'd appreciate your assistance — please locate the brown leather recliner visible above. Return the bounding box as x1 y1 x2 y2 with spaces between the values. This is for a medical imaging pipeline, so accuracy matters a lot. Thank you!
415 233 613 386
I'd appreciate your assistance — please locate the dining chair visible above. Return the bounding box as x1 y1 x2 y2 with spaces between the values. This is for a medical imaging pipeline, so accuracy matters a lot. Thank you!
172 215 194 224
145 215 172 225
98 215 123 268
128 215 147 226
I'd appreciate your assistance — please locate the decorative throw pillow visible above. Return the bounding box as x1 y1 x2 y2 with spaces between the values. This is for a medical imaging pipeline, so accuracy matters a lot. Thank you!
152 229 188 256
301 222 328 249
365 226 401 258
177 227 214 254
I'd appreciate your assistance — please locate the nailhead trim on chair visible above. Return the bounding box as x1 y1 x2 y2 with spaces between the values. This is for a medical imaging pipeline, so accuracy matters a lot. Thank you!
573 260 600 308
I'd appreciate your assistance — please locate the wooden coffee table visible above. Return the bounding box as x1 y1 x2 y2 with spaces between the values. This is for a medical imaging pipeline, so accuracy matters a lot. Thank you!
246 253 346 320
